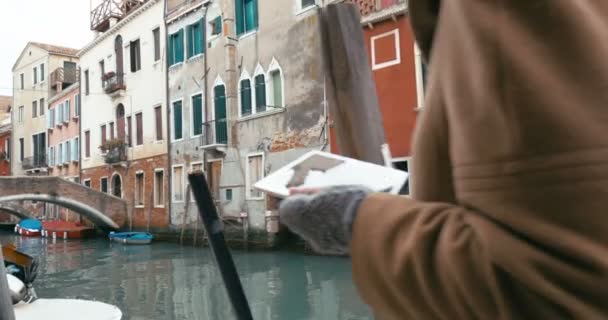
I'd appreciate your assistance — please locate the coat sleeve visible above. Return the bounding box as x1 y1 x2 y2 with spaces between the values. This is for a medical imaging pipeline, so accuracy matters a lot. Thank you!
350 194 501 320
408 0 442 63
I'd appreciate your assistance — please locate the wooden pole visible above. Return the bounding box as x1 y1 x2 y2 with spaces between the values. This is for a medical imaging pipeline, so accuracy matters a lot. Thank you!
188 172 253 320
0 244 16 320
320 3 387 165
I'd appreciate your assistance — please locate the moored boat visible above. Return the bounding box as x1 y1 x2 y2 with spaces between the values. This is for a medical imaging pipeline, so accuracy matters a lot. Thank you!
15 219 42 237
42 221 96 239
108 232 153 245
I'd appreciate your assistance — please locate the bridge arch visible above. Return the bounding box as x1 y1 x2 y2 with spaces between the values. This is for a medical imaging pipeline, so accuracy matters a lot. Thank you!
0 202 33 220
0 194 119 231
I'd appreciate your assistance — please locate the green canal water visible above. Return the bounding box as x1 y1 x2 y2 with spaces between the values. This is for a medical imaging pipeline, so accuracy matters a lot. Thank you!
1 231 373 320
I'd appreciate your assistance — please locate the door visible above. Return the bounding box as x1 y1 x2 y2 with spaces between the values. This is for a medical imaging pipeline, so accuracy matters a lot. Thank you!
213 85 227 144
207 161 222 201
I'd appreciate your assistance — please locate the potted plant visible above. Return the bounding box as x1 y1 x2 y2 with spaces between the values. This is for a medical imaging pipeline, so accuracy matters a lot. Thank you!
100 139 127 163
101 71 116 82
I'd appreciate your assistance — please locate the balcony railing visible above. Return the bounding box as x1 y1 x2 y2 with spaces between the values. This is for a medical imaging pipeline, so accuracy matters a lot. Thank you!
200 119 228 148
103 144 127 164
103 72 126 94
22 154 47 170
91 0 147 32
50 67 79 89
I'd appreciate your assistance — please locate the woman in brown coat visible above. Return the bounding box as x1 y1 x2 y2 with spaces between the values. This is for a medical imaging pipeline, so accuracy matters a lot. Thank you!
279 1 608 319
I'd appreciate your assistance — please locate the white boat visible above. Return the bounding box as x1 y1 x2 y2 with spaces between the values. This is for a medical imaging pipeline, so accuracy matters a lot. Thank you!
13 299 122 319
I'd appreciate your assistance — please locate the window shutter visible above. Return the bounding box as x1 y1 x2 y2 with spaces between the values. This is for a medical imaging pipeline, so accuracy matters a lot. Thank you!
66 100 71 121
173 102 183 140
252 0 259 30
48 147 52 166
177 29 184 63
192 95 203 136
199 18 205 54
186 25 193 58
255 75 266 112
235 0 245 35
240 80 252 116
47 112 51 129
168 35 174 66
213 16 222 35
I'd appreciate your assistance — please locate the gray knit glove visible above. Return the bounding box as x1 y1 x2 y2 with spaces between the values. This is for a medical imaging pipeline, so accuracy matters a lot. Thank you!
279 186 372 255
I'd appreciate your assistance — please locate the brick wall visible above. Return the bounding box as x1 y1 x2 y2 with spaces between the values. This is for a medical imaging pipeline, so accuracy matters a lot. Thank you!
81 154 169 229
0 132 10 176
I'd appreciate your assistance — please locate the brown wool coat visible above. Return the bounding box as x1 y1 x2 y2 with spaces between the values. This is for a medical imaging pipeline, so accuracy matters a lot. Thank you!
351 1 608 319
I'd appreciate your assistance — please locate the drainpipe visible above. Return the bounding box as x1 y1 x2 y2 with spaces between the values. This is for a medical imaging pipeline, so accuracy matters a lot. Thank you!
202 1 210 197
78 67 83 184
164 0 172 231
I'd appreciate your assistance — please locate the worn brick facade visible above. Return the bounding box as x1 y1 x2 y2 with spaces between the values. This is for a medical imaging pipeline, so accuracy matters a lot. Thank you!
0 130 10 176
81 154 169 229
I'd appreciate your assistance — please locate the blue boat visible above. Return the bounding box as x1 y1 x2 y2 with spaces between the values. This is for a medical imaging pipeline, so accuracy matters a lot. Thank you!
108 232 153 245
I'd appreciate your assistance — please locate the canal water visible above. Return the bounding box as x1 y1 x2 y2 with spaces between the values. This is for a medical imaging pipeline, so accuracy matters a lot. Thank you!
1 231 373 320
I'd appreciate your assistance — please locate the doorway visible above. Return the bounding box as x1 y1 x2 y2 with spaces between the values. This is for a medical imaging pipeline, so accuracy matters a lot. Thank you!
111 173 122 198
206 160 222 201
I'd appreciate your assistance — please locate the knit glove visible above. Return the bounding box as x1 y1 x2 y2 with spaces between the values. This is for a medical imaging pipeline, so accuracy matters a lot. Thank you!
279 185 372 255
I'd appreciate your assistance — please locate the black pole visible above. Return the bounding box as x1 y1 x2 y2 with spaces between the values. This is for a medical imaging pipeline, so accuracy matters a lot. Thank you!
188 171 253 320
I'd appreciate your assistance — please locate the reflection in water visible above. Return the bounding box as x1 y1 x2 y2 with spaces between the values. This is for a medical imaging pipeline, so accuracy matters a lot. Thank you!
1 232 372 319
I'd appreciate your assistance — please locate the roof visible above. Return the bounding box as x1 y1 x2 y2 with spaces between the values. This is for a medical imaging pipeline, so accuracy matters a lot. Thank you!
12 42 80 72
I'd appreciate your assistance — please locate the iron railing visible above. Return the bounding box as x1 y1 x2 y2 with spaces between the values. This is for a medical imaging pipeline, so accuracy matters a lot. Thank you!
200 119 228 147
91 0 147 32
103 72 126 94
22 154 47 170
104 144 127 164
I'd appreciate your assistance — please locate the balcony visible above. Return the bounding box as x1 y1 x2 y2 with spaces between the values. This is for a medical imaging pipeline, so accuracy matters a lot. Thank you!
22 154 47 171
102 141 127 164
103 72 126 96
50 67 79 91
199 119 228 151
91 0 147 32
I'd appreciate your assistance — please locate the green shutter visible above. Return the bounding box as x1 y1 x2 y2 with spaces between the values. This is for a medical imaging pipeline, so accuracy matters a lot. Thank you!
192 95 203 136
245 0 256 32
174 101 183 140
186 25 193 58
199 18 205 54
176 29 184 63
214 85 227 144
168 34 174 65
235 0 245 35
240 80 252 116
255 74 266 112
213 16 222 35
252 0 258 30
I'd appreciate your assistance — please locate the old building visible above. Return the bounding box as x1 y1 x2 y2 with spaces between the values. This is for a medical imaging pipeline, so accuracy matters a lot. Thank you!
79 0 168 230
330 0 424 193
11 42 79 176
47 75 81 221
165 0 328 238
0 95 11 176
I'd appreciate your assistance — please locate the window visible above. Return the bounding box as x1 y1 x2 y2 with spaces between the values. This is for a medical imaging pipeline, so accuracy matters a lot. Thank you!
187 19 204 58
130 39 141 72
20 74 24 90
190 162 204 202
135 113 143 145
74 94 80 117
99 60 105 86
213 82 228 144
246 154 264 199
84 179 91 188
191 94 203 136
254 73 266 113
58 143 63 164
32 133 46 166
84 130 90 158
267 59 284 108
126 116 132 146
33 67 38 84
371 29 401 70
63 100 70 123
40 63 45 82
19 138 24 162
18 106 24 123
109 122 115 140
168 30 184 66
32 101 38 118
39 98 45 116
210 16 222 36
73 137 79 162
235 0 258 36
135 172 145 207
226 189 233 201
56 103 63 123
154 169 164 207
239 77 252 117
84 70 90 95
300 0 316 10
153 28 161 62
155 106 163 141
48 146 55 166
101 124 107 146
172 100 183 141
414 43 427 109
172 165 184 202
65 140 71 163
101 177 108 193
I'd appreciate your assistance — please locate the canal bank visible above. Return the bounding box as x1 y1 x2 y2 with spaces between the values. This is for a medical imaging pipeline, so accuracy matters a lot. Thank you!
0 231 372 319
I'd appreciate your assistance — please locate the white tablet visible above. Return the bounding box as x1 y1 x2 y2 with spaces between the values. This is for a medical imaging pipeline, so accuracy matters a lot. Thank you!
253 150 408 198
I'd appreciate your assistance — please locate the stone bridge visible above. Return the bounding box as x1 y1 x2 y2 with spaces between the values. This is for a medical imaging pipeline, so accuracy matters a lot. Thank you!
0 177 127 231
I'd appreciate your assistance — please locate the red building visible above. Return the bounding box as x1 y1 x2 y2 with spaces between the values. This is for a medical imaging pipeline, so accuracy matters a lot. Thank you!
331 0 425 191
0 96 12 176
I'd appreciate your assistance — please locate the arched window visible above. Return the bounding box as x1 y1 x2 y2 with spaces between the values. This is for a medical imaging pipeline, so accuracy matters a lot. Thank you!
267 58 284 109
213 76 228 145
111 173 122 198
238 70 252 117
253 64 266 113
